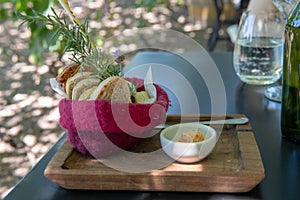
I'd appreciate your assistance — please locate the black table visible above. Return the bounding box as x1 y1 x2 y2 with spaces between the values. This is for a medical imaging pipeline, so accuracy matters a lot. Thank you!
4 52 300 200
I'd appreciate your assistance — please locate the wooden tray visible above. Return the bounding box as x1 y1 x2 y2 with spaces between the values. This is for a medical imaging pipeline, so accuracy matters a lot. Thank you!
44 114 265 193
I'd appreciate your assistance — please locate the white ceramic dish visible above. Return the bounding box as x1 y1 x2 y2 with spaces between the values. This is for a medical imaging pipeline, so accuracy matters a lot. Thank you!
160 123 217 163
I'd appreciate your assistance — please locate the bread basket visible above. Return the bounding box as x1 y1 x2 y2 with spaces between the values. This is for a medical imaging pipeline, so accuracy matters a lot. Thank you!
58 78 169 157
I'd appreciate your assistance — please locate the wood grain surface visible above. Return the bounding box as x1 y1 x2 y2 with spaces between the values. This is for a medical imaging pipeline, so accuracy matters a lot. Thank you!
44 114 264 193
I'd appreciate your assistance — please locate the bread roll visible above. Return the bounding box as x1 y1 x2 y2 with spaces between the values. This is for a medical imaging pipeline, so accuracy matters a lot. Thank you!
78 86 98 100
56 64 80 90
56 64 96 91
65 72 93 99
72 78 100 100
90 76 131 103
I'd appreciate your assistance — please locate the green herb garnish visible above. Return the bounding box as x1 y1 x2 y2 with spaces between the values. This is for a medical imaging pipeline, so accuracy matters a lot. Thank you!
17 1 123 81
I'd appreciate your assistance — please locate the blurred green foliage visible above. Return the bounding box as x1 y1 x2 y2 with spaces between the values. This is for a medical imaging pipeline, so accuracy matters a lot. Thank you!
135 0 183 11
1 0 60 65
0 0 184 65
136 0 160 12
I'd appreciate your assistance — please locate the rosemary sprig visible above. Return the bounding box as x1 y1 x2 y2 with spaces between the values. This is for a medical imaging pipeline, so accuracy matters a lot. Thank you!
17 6 123 80
18 8 92 64
84 49 123 82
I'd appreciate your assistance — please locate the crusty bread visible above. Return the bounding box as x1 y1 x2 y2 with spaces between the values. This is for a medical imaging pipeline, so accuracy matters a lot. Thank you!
78 86 98 100
56 64 80 90
90 76 131 103
65 72 93 99
72 78 100 100
56 64 96 92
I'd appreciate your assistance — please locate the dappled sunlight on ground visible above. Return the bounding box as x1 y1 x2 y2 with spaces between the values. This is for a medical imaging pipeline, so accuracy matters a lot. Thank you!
0 20 64 197
0 58 64 198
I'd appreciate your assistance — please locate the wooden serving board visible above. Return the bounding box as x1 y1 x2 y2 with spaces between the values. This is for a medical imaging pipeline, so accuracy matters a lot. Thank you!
44 114 264 193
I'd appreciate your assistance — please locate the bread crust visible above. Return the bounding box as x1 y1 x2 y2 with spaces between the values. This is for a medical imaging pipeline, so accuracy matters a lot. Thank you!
58 66 132 102
66 72 93 98
90 76 131 103
56 64 96 91
56 64 80 90
72 78 100 100
78 86 98 100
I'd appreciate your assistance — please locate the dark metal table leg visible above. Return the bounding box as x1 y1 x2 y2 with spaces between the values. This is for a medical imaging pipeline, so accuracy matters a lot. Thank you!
207 0 223 51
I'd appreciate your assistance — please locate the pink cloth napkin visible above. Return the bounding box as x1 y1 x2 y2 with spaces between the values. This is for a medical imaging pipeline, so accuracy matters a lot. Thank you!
58 78 169 157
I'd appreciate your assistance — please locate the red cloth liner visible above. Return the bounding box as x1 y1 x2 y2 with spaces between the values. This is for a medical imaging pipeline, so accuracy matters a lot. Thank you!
58 78 169 157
